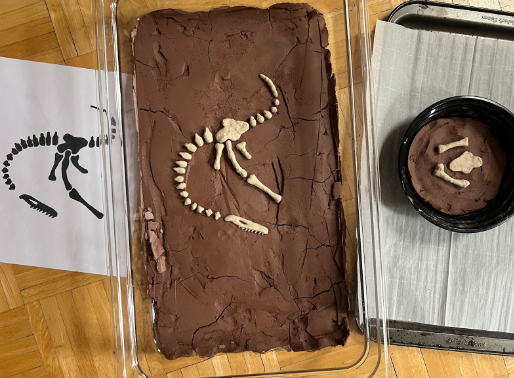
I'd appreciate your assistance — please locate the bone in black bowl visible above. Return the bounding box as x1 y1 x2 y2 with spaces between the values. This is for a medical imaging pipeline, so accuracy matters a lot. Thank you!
398 96 514 233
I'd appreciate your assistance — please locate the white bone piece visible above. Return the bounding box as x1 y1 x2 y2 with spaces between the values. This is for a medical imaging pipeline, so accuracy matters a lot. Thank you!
216 119 250 143
236 142 252 159
184 143 197 152
433 163 470 188
214 143 224 170
174 167 186 174
176 160 187 168
174 176 184 182
191 203 198 211
263 110 272 120
274 99 280 106
196 206 204 214
270 107 278 113
179 191 189 198
176 183 186 190
205 209 213 217
247 174 282 203
179 152 192 160
184 198 192 205
259 74 279 98
437 137 468 154
449 151 483 174
224 215 269 235
204 128 213 143
194 133 204 147
214 212 221 220
156 255 166 273
249 116 257 127
226 140 248 178
256 114 265 123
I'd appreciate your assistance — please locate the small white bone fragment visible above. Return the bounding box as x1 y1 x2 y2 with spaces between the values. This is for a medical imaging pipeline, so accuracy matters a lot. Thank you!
274 99 280 106
174 176 184 183
205 209 213 217
184 198 191 205
174 167 186 174
214 143 224 170
148 230 165 259
179 191 189 198
270 107 278 113
214 212 221 220
204 128 213 143
176 183 186 190
184 143 197 153
196 206 204 214
176 161 187 168
194 133 204 147
226 140 248 178
156 255 166 273
259 74 279 98
179 152 192 160
263 110 272 119
256 114 265 123
247 174 282 203
191 203 198 211
249 116 257 127
236 142 252 159
225 215 269 235
216 119 250 143
433 163 470 188
449 151 483 174
437 137 468 154
144 211 154 220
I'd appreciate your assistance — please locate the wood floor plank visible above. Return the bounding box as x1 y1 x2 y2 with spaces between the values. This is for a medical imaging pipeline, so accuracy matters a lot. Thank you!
421 348 449 377
20 272 103 303
226 353 248 376
40 296 82 378
505 356 514 373
8 366 49 378
65 50 96 69
211 354 232 376
23 47 64 64
0 32 59 60
25 301 65 378
243 352 265 374
390 345 414 378
0 0 43 15
0 2 49 32
12 265 37 276
0 335 39 363
45 0 77 59
0 306 28 328
86 281 116 356
195 360 216 377
0 319 33 344
455 352 479 378
0 350 43 378
0 263 24 309
261 351 280 372
0 284 9 313
402 347 430 378
76 0 96 49
16 268 74 291
59 0 93 55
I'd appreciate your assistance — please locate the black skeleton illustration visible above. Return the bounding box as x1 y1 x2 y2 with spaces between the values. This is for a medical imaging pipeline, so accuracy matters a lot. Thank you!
3 106 116 219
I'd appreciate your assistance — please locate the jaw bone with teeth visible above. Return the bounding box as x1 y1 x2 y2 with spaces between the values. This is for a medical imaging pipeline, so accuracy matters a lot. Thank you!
171 74 282 235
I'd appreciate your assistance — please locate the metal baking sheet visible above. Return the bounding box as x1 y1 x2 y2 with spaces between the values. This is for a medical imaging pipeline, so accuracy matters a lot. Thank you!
373 0 514 355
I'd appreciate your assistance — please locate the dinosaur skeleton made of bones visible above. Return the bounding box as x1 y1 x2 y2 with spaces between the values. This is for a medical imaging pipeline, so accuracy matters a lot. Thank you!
173 74 282 235
2 107 115 219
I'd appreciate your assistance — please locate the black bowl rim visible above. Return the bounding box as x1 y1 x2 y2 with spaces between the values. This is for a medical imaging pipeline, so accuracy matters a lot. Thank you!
398 95 514 233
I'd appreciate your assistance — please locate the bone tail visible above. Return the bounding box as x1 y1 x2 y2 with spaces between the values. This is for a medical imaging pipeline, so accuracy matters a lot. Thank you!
246 174 282 203
224 215 269 235
259 74 279 98
19 194 58 218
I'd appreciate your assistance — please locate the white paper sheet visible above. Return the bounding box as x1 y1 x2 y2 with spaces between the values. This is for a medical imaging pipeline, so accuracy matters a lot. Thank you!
0 57 138 276
371 21 514 332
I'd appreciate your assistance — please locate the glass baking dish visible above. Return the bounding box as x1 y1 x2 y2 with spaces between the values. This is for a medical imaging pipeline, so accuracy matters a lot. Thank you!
95 0 389 376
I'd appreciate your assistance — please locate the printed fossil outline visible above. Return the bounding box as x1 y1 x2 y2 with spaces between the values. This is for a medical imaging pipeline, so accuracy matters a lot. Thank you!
173 74 282 235
2 106 115 219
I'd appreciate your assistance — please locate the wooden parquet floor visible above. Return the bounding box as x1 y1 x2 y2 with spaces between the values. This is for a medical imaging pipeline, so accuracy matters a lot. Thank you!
0 0 514 377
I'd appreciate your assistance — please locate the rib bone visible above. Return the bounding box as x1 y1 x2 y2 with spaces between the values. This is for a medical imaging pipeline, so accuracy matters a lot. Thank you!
247 174 282 203
179 152 192 160
226 140 248 178
437 137 468 154
214 143 224 170
204 128 213 143
433 163 470 188
194 133 204 147
184 143 197 152
236 142 252 159
225 214 269 235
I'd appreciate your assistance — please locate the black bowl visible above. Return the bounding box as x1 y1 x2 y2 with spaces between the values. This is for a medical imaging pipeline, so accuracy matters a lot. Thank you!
398 96 514 233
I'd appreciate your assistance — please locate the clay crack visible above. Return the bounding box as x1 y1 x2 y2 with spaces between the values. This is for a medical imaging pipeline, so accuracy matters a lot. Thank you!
276 223 320 242
139 108 188 140
207 275 253 284
286 168 338 184
274 40 299 78
191 301 233 349
136 59 157 69
296 280 344 300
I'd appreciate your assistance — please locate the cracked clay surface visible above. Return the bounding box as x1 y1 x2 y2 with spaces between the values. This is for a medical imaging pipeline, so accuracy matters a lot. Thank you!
133 4 349 360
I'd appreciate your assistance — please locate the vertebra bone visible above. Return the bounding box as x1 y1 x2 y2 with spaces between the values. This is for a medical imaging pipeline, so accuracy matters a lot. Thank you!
184 143 197 152
437 137 468 154
249 116 257 127
263 110 272 119
434 163 469 188
274 99 280 106
197 206 204 214
205 209 213 217
194 133 204 147
247 174 282 203
256 114 265 123
270 107 278 113
225 215 269 235
204 128 213 143
179 152 192 160
179 191 189 198
191 203 198 211
176 183 186 190
236 142 252 159
184 198 191 205
449 151 482 174
226 141 247 178
214 143 224 170
214 212 221 220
